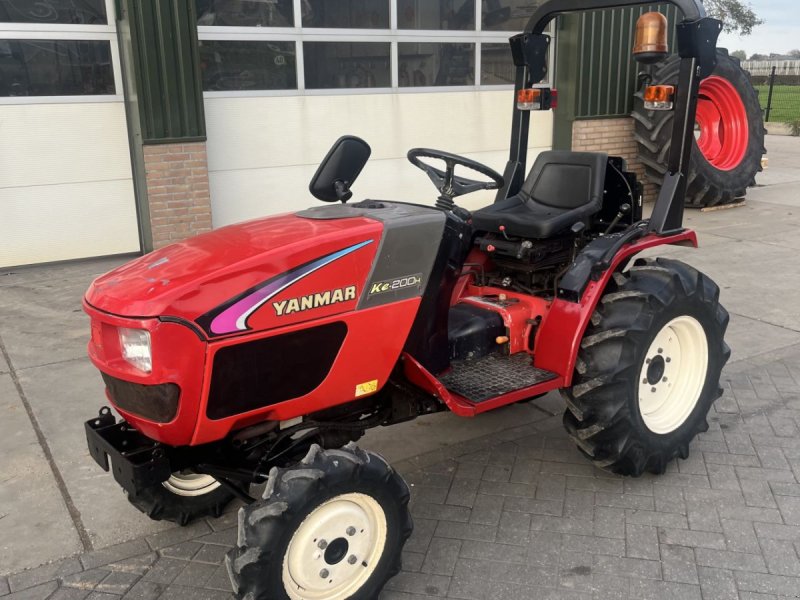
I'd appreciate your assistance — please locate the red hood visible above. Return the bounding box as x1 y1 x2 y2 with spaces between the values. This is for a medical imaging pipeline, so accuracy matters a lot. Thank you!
86 213 382 321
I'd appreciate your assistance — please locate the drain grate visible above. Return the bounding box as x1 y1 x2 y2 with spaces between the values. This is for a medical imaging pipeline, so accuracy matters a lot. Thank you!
438 352 557 403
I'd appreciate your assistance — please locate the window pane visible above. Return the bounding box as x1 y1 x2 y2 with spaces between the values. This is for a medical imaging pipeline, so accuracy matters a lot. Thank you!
481 43 514 85
397 0 475 30
0 0 107 24
399 43 474 87
304 42 390 89
482 0 535 31
302 0 389 29
0 40 115 97
196 0 294 27
199 41 296 91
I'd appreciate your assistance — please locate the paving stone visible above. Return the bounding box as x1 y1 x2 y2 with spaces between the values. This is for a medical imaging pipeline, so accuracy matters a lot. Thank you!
140 558 187 585
413 502 471 524
735 571 800 596
190 545 228 565
0 578 8 596
48 588 91 600
721 519 762 554
120 581 164 600
775 495 800 526
171 562 218 589
420 538 461 576
592 507 625 540
591 555 661 580
496 511 531 546
434 521 496 543
5 581 59 600
694 548 768 573
155 586 231 600
107 554 158 576
159 543 202 561
445 478 479 507
8 558 83 592
625 524 660 560
760 538 800 576
661 544 699 585
61 569 109 591
145 523 213 552
383 571 450 596
697 566 739 600
95 572 140 595
81 540 152 571
627 577 702 599
657 527 727 550
468 494 502 526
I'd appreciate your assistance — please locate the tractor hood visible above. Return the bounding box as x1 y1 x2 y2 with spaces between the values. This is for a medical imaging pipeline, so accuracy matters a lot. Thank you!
85 213 383 326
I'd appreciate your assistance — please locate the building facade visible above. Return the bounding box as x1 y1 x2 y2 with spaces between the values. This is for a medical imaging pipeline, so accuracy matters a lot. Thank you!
1 0 555 268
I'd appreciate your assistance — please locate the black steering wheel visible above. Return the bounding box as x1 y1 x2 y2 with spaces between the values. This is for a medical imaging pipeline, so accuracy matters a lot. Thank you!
408 148 505 208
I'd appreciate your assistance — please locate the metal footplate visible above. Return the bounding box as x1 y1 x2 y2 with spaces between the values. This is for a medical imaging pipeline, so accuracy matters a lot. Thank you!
439 352 557 403
85 407 172 495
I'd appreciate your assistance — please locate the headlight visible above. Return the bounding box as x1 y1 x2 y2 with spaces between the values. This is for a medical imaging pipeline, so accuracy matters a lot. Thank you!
118 328 152 373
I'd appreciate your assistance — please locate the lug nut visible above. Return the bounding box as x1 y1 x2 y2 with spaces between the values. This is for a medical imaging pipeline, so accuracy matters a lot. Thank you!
651 387 657 393
658 348 663 354
346 526 357 536
318 540 328 549
320 569 329 579
666 357 672 363
663 377 668 382
642 378 648 384
348 555 358 565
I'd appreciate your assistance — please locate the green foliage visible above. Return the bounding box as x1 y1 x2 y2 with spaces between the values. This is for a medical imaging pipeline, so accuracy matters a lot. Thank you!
703 0 763 36
790 120 800 137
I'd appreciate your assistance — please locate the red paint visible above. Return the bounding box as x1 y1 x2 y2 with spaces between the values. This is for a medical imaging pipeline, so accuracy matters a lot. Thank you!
696 76 750 171
85 214 382 328
533 231 698 384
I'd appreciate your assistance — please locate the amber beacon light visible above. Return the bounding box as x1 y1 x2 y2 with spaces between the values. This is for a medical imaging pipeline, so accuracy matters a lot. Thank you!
633 12 669 64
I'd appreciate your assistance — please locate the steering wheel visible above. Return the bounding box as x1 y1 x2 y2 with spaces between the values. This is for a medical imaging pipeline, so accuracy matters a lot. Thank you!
408 148 505 208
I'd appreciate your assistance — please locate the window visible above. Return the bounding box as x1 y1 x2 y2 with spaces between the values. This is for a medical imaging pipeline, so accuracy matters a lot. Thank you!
0 0 107 25
399 43 474 87
195 0 294 27
397 0 475 31
199 40 296 91
196 0 555 95
304 42 390 89
482 0 535 31
481 42 514 85
303 0 390 29
0 39 114 96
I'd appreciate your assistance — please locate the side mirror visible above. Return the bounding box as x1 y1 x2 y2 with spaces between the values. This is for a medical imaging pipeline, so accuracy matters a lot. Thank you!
309 136 372 203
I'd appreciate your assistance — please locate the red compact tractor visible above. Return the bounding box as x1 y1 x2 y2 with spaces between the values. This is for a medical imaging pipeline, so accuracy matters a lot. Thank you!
84 1 737 598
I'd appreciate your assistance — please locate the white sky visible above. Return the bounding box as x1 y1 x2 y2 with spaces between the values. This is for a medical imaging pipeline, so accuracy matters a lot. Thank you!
716 0 799 57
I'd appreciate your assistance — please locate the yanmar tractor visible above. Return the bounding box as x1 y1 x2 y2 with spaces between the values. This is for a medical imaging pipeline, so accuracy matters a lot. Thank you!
84 1 734 598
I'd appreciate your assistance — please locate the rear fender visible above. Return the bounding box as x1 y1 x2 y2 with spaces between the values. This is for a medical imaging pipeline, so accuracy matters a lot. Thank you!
533 230 698 385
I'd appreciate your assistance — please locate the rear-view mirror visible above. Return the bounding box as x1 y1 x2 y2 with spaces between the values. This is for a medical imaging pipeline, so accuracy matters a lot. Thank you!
309 136 372 203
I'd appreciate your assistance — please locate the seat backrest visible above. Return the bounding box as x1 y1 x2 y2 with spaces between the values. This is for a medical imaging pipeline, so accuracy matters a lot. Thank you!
520 151 608 210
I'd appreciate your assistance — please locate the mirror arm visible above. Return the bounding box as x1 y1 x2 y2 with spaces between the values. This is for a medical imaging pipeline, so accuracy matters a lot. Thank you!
334 180 353 203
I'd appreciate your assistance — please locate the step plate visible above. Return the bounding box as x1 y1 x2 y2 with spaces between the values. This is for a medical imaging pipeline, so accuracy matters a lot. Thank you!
439 353 558 403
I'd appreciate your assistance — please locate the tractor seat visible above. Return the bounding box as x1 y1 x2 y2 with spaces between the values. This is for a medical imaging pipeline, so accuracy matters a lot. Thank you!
472 151 608 239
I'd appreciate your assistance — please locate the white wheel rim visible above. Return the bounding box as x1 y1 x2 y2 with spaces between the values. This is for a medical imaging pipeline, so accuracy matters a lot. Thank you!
282 493 388 600
638 316 709 435
162 472 221 497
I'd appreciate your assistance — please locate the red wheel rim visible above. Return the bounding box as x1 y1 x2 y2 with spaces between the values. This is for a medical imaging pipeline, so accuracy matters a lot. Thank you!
695 76 750 171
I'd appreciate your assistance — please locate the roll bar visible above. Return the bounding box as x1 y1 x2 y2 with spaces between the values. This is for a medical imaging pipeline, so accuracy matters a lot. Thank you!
525 0 706 34
499 0 721 235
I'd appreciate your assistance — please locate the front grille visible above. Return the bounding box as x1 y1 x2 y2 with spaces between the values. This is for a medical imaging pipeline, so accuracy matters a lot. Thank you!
101 373 180 423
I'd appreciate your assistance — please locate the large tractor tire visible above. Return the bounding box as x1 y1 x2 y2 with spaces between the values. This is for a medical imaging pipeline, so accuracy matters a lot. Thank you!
562 258 730 476
227 443 412 600
128 471 235 526
632 49 766 208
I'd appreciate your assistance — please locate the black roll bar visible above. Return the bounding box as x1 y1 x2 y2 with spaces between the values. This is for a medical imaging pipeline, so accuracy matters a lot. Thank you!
524 0 706 34
499 0 720 234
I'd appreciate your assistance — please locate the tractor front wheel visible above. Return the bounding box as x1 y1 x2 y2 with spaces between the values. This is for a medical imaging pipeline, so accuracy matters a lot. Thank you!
128 471 235 525
562 258 730 476
227 443 412 600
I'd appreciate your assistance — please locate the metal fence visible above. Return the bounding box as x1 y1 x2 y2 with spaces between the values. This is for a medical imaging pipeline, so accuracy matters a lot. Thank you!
744 62 800 124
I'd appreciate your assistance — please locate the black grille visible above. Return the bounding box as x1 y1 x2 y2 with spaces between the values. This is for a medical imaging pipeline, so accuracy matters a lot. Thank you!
206 322 347 420
101 373 180 423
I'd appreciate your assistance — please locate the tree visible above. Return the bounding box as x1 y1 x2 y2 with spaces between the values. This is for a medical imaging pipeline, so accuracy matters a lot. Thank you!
731 50 747 61
703 0 763 36
749 53 767 61
789 49 800 58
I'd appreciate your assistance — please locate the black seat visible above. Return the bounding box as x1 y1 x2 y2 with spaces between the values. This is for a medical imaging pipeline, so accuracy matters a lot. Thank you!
472 151 608 239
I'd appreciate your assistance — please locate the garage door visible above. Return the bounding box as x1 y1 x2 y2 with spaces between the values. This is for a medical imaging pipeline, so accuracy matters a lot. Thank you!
0 0 140 268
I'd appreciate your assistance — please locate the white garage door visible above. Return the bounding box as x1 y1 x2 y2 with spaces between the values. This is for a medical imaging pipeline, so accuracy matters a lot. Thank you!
0 0 140 268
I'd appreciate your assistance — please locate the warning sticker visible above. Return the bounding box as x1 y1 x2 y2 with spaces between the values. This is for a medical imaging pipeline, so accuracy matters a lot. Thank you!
355 379 379 397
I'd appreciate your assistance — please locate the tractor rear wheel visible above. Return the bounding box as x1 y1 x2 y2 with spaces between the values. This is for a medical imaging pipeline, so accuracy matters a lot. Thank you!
128 471 235 526
227 443 412 600
632 49 766 208
562 258 730 476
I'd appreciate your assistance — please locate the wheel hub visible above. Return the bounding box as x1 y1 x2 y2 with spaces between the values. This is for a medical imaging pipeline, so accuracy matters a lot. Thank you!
638 316 709 435
282 492 387 600
161 471 221 497
324 538 349 565
696 75 750 171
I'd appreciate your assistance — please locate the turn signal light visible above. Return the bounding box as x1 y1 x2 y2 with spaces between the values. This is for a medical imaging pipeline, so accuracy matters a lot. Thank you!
517 88 557 111
644 85 675 110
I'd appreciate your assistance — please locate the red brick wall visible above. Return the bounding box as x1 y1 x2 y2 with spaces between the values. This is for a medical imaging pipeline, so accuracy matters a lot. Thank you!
142 142 213 249
571 117 658 203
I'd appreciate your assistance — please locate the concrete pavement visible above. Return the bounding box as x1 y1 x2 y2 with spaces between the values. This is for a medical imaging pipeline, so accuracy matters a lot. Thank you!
0 134 799 598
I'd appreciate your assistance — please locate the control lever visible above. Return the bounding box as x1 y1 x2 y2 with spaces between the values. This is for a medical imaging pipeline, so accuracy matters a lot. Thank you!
603 203 632 235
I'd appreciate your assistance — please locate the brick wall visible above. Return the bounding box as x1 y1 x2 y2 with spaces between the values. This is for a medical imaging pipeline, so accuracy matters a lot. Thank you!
142 142 213 249
571 117 658 203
